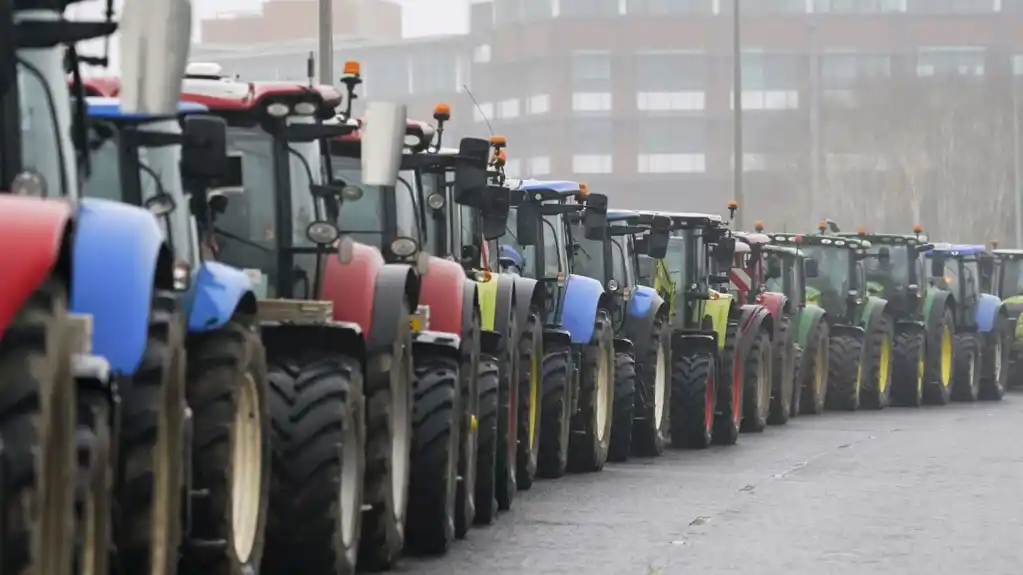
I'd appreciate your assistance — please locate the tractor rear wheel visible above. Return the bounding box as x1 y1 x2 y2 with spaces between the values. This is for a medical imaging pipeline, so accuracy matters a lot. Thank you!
891 330 926 407
404 352 459 556
668 352 716 449
495 313 519 510
567 311 615 473
537 348 571 479
607 351 636 463
768 315 794 426
923 308 954 405
631 318 670 457
799 320 830 415
713 322 743 445
455 311 481 539
473 355 500 525
515 310 543 489
76 383 113 575
951 333 982 402
979 317 1009 401
740 329 772 433
787 346 803 417
264 351 366 575
826 334 864 411
0 282 77 575
860 316 894 410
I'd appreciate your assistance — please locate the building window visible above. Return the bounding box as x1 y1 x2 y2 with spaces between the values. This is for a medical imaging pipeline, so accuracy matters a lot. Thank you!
906 0 995 13
474 44 491 64
821 51 891 86
410 53 456 95
742 50 802 90
721 0 807 13
571 50 611 91
731 90 799 110
638 118 705 154
625 0 714 13
498 98 520 118
916 46 986 76
573 155 614 173
637 154 705 173
529 156 551 175
636 92 705 111
559 0 619 16
505 158 523 176
571 118 613 155
528 94 551 114
473 102 494 123
522 0 553 19
635 50 706 91
813 0 903 11
572 92 613 112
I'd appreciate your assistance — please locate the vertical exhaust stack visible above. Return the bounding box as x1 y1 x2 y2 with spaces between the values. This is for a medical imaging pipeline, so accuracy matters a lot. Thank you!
119 0 192 116
360 102 407 187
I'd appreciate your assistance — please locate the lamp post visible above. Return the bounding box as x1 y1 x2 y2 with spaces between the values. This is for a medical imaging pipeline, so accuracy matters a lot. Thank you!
733 0 744 228
318 0 333 84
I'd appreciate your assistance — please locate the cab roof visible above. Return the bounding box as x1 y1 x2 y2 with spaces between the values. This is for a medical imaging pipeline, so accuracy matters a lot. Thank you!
85 97 208 119
992 249 1023 259
633 210 725 229
769 233 872 249
736 231 770 245
837 232 930 245
926 243 987 256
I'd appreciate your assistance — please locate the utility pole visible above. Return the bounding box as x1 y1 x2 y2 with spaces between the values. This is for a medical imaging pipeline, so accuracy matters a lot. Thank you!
732 0 744 228
1013 70 1022 247
808 22 820 225
318 0 333 84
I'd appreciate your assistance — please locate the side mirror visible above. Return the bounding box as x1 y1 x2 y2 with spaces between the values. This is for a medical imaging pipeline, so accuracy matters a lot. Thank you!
647 230 669 260
637 256 655 285
582 194 608 240
181 115 228 181
481 199 510 241
119 0 191 114
930 255 945 277
360 102 406 186
804 258 819 278
980 257 994 277
454 137 490 206
877 246 891 269
714 237 735 267
0 0 12 95
634 237 649 256
515 204 539 246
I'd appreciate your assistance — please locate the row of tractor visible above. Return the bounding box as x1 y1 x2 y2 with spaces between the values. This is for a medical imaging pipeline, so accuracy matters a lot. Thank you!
2 1 1021 575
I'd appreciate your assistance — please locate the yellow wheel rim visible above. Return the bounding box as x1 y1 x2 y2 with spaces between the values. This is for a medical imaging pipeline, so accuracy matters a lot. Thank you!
940 326 952 386
855 359 863 393
917 346 925 394
878 334 891 393
528 352 540 448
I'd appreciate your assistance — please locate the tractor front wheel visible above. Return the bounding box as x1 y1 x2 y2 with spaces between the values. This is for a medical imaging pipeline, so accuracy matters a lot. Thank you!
631 318 671 456
951 333 982 402
891 330 926 407
860 316 894 410
473 355 500 525
768 315 795 426
740 328 773 433
536 348 571 478
607 351 636 463
979 317 1010 401
668 352 716 449
826 334 864 411
515 310 543 489
713 322 742 445
455 311 481 539
567 311 615 473
923 308 954 405
799 320 830 415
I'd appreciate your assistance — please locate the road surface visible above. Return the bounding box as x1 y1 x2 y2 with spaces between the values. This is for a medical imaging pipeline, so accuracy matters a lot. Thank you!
401 395 1023 575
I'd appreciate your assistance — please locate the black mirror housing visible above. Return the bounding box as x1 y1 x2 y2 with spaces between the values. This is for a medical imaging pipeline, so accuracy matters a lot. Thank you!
181 115 228 181
878 246 891 267
714 237 736 267
0 0 12 96
515 203 540 246
930 255 946 277
647 230 669 260
804 258 819 278
454 137 490 206
637 255 655 286
582 193 608 240
481 188 510 241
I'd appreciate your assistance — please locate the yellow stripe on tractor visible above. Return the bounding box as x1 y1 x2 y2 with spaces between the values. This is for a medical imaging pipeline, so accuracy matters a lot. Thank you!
475 275 500 331
704 290 732 351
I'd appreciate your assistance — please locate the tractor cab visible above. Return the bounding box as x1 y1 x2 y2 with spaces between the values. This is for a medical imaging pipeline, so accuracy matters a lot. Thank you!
768 233 872 325
926 244 989 331
991 248 1023 302
838 227 934 317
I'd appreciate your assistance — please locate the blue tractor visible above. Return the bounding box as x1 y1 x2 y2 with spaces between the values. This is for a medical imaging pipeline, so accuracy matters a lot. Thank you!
925 243 1009 401
499 180 615 475
80 96 271 572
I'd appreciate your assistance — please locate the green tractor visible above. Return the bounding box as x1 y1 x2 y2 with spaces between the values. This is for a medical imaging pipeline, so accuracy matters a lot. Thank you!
636 211 774 448
983 243 1023 388
834 228 949 407
767 230 892 411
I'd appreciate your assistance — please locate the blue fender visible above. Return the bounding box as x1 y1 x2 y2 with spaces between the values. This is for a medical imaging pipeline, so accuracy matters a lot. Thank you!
626 285 658 319
974 293 1004 333
560 273 605 345
70 198 167 375
184 261 256 333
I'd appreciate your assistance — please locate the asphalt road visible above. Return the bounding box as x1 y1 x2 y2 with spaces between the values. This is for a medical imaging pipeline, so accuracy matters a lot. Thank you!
401 394 1023 575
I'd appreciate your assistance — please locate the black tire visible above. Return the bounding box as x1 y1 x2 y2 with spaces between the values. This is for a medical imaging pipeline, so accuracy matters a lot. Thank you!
979 316 1009 401
263 351 366 575
923 307 955 406
404 353 459 556
115 294 187 575
473 355 500 526
825 333 864 411
740 329 773 433
860 315 894 410
713 322 742 445
768 314 795 426
668 352 716 449
536 348 571 479
631 317 670 457
567 311 615 473
358 306 414 571
951 333 982 402
515 310 543 490
891 329 926 407
799 319 830 415
607 351 637 463
76 385 112 575
182 321 271 575
455 310 481 539
495 314 519 511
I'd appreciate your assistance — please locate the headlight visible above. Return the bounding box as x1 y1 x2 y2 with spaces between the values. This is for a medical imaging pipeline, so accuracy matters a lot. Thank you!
144 193 176 216
266 102 290 117
306 220 340 244
427 193 445 210
294 101 317 115
341 185 363 201
172 260 191 291
391 237 418 257
10 170 46 196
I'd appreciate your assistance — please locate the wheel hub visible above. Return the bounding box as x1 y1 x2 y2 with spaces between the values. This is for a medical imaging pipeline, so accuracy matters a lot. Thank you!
653 341 667 428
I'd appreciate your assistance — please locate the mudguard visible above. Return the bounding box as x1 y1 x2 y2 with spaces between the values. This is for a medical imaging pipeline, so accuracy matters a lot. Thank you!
613 337 633 354
480 329 503 355
795 306 827 349
185 261 257 333
831 324 865 339
325 241 393 343
413 330 462 360
895 318 925 335
543 326 572 353
261 320 366 362
671 330 717 356
974 293 1004 333
859 296 888 332
622 287 665 350
71 198 169 375
737 305 773 358
0 196 74 338
459 279 480 340
510 275 544 335
560 273 606 345
703 296 731 351
922 288 950 329
756 292 787 321
478 273 516 337
418 256 469 337
626 285 660 319
365 262 419 351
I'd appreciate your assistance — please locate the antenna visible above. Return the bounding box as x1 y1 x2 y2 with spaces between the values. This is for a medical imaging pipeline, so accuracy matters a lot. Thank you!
463 84 493 136
306 51 314 87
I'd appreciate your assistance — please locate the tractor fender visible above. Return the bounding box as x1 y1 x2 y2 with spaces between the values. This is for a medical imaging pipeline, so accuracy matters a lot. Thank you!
365 263 420 352
895 318 926 336
755 292 787 320
737 304 773 358
478 273 517 337
543 326 573 353
859 297 888 332
626 285 660 319
974 293 1005 333
185 261 258 333
923 288 953 331
622 287 665 351
418 256 469 337
412 330 462 360
560 273 607 345
704 296 731 351
480 329 504 355
1001 296 1023 319
830 324 866 340
324 241 388 340
0 196 74 338
71 198 171 374
510 275 544 334
795 306 827 349
671 330 717 356
613 337 633 354
261 320 366 366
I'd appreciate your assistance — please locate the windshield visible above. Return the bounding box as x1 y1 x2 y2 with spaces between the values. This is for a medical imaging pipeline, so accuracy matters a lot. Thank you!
765 251 784 293
570 220 605 281
863 244 910 292
17 61 66 197
501 207 563 279
802 245 851 297
945 259 979 295
999 259 1023 297
611 237 630 288
80 128 121 201
332 155 419 248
